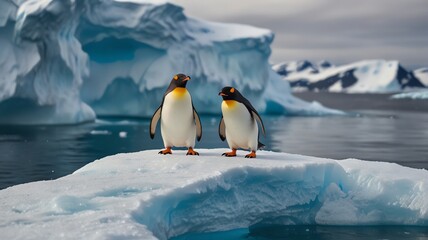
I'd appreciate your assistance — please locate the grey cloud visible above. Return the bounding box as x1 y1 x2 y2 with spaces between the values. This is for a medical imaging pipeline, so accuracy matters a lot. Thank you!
172 0 428 68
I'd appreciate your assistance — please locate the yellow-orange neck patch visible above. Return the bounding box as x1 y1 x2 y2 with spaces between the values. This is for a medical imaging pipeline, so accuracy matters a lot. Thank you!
172 87 187 98
223 100 237 108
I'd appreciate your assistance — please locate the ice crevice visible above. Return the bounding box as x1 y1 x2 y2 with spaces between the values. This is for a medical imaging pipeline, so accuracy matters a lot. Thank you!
132 163 345 240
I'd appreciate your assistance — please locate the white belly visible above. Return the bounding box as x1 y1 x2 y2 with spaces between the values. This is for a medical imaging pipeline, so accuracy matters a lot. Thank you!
161 89 196 148
221 100 258 151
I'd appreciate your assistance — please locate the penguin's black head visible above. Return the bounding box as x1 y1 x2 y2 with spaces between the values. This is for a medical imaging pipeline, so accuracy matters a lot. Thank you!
218 86 239 100
170 73 191 88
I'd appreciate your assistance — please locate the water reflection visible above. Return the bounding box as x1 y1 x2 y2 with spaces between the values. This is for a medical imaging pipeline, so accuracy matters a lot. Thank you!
268 110 428 168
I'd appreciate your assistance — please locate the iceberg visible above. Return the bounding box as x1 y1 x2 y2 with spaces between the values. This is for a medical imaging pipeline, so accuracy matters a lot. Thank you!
0 0 340 124
0 0 96 124
273 60 427 93
0 149 427 239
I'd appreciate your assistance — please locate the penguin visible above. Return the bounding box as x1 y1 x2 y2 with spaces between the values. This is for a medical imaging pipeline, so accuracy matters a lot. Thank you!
218 86 266 158
150 74 202 155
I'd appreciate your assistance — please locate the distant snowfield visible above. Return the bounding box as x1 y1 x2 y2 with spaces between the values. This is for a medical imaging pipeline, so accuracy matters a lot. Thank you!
0 149 427 240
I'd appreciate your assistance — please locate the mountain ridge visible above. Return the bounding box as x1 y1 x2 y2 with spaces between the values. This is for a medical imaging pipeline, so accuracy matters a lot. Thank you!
273 60 427 93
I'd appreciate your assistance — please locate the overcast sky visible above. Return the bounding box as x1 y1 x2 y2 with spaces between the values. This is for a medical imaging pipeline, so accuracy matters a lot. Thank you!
172 0 428 69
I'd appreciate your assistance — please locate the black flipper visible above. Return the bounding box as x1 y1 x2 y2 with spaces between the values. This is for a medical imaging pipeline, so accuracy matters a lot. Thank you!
149 105 162 139
193 105 202 141
218 116 226 141
239 96 266 137
251 111 266 136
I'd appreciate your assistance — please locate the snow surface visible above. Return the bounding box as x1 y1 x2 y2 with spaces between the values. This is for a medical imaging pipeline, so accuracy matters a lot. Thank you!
273 60 426 93
0 149 427 240
0 0 340 124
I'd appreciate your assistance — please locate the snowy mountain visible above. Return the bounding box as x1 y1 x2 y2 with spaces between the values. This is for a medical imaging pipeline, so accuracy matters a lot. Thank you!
413 68 428 86
0 149 427 239
273 60 427 93
272 60 334 77
0 0 340 125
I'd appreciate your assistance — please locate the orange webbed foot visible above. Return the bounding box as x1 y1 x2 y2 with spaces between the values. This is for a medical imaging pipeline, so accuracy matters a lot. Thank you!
159 147 172 155
222 149 237 157
186 147 199 156
245 151 256 158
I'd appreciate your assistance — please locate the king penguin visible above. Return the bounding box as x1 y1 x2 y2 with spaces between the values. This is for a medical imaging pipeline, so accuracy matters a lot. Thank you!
150 74 202 155
218 86 266 158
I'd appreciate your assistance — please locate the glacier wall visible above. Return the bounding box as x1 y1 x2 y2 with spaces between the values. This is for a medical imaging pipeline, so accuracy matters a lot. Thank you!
0 0 339 124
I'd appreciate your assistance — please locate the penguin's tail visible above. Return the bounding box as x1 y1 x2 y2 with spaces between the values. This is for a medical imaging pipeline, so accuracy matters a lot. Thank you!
258 141 265 150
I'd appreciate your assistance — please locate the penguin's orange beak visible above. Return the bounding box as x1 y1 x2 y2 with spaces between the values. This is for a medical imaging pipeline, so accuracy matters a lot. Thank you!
219 92 227 96
183 76 191 81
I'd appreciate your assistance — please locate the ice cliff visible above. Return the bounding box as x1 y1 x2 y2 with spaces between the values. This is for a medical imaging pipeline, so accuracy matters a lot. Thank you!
273 60 427 93
0 0 95 124
0 0 340 124
0 149 427 239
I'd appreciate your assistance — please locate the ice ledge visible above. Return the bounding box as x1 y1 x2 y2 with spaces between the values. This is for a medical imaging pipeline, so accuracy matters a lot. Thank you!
0 149 427 239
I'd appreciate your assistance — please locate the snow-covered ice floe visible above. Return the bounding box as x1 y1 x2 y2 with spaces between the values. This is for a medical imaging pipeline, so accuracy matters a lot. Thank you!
0 0 341 124
0 149 427 239
391 91 428 100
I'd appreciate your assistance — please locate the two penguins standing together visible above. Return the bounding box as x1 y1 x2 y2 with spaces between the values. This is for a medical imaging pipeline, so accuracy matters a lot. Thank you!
150 73 266 158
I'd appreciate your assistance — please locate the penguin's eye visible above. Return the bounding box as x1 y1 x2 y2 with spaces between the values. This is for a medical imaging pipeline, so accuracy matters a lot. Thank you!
230 88 235 93
173 75 178 80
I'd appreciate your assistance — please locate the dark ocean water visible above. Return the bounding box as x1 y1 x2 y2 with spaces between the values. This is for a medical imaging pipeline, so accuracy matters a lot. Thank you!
1 109 427 190
172 225 428 240
0 94 427 239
